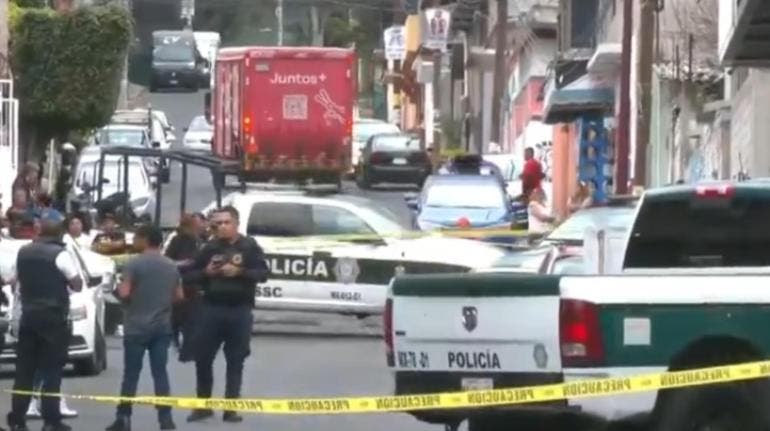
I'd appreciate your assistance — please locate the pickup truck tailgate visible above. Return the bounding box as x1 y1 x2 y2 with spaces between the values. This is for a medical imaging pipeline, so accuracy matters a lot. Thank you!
391 274 563 374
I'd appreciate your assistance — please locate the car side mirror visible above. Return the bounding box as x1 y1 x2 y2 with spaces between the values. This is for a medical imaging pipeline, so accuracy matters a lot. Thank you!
183 127 189 132
88 275 103 287
152 141 161 148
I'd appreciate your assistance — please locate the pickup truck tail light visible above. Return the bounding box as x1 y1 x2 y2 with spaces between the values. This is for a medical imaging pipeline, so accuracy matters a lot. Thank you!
559 299 604 367
695 184 734 198
384 298 395 366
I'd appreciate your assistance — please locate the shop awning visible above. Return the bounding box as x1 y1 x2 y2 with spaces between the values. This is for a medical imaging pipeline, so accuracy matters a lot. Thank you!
542 72 614 124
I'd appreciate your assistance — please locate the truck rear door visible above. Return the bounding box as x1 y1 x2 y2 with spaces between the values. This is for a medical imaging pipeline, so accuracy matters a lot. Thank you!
247 52 354 165
390 273 563 390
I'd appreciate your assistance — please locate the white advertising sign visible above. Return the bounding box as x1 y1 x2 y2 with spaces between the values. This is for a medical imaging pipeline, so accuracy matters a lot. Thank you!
383 26 406 61
422 8 451 51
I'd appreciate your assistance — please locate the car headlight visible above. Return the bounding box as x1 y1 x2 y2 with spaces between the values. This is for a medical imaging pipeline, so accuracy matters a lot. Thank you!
69 305 88 321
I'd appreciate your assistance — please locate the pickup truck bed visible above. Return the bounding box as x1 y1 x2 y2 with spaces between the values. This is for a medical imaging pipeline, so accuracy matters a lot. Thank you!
388 272 770 427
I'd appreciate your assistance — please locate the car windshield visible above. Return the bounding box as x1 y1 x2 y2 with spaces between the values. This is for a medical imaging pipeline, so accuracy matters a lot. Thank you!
372 135 418 152
154 44 194 62
547 207 636 243
354 123 400 144
77 161 147 190
344 200 413 235
189 116 213 132
98 129 145 146
425 181 506 209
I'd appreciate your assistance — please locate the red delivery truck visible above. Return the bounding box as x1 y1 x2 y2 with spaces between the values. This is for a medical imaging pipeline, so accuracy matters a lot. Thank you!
211 46 357 186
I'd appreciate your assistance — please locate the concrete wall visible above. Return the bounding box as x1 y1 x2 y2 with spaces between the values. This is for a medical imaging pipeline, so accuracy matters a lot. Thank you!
730 69 770 179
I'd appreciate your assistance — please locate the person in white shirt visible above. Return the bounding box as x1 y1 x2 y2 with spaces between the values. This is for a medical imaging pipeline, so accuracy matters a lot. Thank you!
62 214 92 250
528 187 557 238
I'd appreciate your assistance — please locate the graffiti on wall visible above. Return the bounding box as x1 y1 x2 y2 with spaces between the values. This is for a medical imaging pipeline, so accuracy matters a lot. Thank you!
534 141 553 181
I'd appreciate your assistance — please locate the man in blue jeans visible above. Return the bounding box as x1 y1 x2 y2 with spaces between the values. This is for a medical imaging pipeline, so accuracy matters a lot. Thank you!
105 225 184 431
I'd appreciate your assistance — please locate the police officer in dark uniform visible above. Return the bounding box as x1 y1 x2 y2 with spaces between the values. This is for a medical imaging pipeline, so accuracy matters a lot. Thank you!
6 220 83 431
185 206 268 424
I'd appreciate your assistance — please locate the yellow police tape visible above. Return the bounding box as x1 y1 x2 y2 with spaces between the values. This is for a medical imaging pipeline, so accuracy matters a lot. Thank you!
8 360 770 414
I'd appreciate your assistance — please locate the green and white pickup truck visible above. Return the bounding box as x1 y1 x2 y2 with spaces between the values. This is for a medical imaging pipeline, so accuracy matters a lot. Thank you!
386 182 770 431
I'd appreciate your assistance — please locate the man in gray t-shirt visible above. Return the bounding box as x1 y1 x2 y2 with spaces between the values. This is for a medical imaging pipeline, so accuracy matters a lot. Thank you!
106 225 183 431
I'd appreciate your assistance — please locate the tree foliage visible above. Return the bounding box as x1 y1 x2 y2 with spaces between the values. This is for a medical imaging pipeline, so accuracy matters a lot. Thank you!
323 13 378 52
10 0 46 8
10 5 133 136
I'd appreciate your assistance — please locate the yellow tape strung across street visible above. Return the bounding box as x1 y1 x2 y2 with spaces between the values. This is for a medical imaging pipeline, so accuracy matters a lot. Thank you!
8 361 770 415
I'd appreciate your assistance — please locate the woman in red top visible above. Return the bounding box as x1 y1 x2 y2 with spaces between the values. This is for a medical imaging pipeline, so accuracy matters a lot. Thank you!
520 147 544 199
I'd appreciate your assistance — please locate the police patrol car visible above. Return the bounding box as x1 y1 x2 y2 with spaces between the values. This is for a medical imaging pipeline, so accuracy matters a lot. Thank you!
0 237 115 375
198 188 508 317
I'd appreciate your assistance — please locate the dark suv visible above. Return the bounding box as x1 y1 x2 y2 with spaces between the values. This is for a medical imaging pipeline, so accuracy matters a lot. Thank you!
150 30 204 92
355 133 432 189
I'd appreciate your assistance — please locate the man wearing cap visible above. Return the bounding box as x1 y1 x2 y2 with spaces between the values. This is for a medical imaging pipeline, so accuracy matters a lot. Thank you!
6 220 83 431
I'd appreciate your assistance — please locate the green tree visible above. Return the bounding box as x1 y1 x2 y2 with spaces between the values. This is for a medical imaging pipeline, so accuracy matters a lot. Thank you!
10 5 132 145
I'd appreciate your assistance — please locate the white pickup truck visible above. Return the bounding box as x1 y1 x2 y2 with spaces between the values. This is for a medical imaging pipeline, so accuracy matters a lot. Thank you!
386 182 770 431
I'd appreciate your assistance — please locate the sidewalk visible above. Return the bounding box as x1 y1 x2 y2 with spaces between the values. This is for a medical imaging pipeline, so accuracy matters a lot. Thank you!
126 83 149 109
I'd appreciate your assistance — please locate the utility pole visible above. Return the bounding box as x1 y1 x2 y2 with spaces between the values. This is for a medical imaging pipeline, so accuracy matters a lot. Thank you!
490 0 507 149
633 0 655 187
276 0 284 46
0 0 8 79
616 0 633 195
118 0 130 109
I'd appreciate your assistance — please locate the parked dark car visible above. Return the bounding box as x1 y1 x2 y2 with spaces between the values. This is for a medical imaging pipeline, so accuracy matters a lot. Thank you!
150 30 205 92
355 133 432 189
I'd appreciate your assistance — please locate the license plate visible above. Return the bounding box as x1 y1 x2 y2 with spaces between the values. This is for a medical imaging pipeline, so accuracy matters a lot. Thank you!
169 79 178 85
393 158 407 165
461 378 493 391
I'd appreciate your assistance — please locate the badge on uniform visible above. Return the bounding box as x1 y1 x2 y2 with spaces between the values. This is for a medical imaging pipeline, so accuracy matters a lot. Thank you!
333 258 360 284
231 253 243 266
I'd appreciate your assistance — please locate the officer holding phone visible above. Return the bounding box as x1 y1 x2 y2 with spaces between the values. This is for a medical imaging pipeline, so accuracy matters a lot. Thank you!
184 206 268 424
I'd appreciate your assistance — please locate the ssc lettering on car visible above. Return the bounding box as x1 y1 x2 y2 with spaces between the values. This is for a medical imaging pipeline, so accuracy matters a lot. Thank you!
447 350 502 370
255 286 283 298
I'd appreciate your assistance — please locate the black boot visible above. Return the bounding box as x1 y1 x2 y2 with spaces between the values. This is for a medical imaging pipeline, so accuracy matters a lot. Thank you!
186 409 213 423
222 411 243 423
105 416 130 431
158 416 176 431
